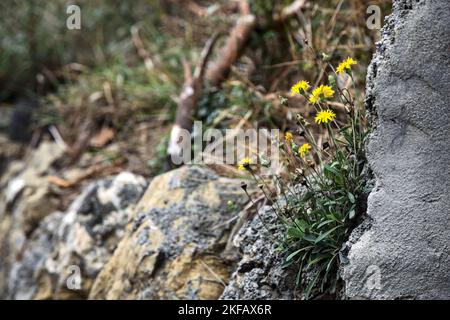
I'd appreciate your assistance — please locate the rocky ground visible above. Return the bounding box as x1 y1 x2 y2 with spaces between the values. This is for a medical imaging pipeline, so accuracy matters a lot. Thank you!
0 142 296 299
0 0 449 300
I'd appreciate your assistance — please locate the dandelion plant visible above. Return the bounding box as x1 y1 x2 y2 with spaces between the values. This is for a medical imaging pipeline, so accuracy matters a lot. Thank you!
238 54 369 299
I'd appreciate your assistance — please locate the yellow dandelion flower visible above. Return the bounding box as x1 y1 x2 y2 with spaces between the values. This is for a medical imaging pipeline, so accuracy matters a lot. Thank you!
290 80 310 96
309 84 334 104
299 143 311 157
315 109 336 124
285 131 293 142
309 87 321 104
336 63 346 75
237 157 252 171
320 85 334 98
309 95 318 104
336 57 358 75
311 86 322 97
345 57 357 67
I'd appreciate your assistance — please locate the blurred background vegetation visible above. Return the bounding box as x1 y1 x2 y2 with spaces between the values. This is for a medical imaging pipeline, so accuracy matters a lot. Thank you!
0 0 391 179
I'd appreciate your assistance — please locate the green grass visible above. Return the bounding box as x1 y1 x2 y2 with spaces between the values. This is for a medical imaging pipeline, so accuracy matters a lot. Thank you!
281 143 369 298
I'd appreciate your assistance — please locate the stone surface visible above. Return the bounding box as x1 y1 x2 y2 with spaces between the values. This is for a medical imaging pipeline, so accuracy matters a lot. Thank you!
0 141 65 298
0 141 65 235
89 166 248 300
342 0 450 299
220 206 298 299
3 172 147 299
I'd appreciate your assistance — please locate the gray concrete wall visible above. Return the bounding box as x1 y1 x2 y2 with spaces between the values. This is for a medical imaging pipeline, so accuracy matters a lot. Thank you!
343 0 450 299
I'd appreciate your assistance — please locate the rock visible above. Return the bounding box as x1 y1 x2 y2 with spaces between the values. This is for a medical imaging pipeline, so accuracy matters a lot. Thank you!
0 133 22 175
220 206 298 300
0 141 65 235
6 212 64 300
89 166 249 300
0 141 65 297
342 0 450 299
5 172 147 299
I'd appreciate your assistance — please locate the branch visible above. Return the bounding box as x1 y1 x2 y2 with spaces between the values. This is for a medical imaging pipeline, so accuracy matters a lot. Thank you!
205 1 256 87
166 0 308 169
166 33 221 167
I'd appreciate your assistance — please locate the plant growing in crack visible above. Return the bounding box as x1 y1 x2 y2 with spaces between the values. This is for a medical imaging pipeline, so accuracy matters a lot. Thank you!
238 50 371 299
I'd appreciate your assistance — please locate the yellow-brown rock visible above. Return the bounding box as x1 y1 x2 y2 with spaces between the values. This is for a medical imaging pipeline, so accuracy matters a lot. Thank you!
90 166 247 300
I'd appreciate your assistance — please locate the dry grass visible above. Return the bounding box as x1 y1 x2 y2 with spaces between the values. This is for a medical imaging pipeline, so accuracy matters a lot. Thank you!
0 0 391 181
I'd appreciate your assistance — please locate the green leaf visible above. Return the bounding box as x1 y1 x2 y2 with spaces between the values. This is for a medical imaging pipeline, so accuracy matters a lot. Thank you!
307 254 329 267
286 246 313 262
281 259 295 268
348 192 355 204
348 209 356 219
294 219 308 232
317 219 334 229
295 268 302 285
325 254 337 273
286 249 302 262
324 164 339 177
287 226 304 239
326 213 341 223
303 234 317 243
315 225 342 244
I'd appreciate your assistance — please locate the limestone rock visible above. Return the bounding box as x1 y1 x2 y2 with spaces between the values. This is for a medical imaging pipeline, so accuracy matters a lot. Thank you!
0 141 65 235
0 141 65 297
220 206 297 300
89 166 248 300
5 172 147 299
342 0 450 299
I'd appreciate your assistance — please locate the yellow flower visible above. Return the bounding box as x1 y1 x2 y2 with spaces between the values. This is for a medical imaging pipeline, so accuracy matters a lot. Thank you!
290 80 310 96
336 57 357 75
311 86 322 100
237 157 252 171
309 94 318 104
336 63 346 75
285 131 293 142
321 85 334 98
315 109 336 124
309 84 334 104
299 143 311 157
